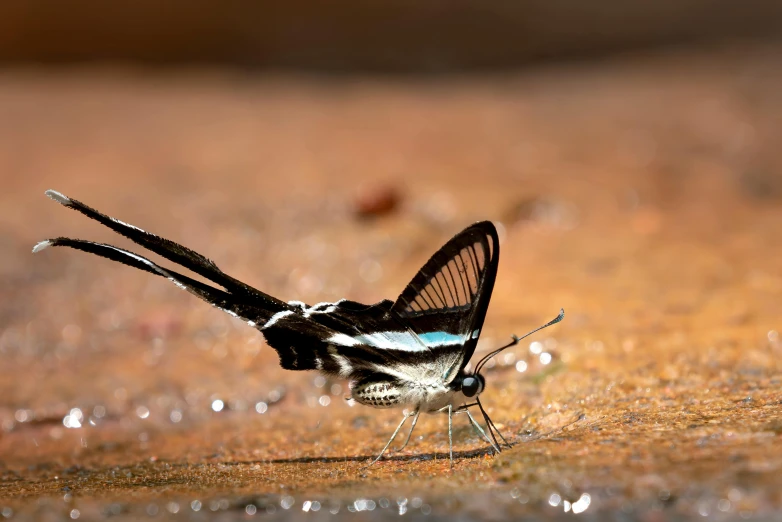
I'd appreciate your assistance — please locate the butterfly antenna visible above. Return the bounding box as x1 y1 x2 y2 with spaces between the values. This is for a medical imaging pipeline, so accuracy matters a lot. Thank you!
475 308 564 374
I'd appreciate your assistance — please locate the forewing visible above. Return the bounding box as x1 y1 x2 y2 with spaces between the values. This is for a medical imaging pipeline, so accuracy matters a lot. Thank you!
390 221 499 373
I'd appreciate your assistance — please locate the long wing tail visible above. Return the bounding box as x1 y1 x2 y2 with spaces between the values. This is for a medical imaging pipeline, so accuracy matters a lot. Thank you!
42 190 285 304
35 190 292 323
34 238 275 324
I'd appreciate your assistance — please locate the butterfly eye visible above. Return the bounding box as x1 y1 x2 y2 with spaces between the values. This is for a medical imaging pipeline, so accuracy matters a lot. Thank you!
461 376 481 397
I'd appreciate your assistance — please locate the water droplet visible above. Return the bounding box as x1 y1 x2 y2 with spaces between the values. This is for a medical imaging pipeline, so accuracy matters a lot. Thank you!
572 493 591 514
63 408 83 429
211 400 224 412
353 499 376 511
548 493 561 507
540 352 552 365
136 406 150 419
255 402 268 414
397 497 408 515
515 361 528 373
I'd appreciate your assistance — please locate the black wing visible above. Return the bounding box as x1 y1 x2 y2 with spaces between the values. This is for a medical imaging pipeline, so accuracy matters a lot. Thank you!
40 191 285 306
35 190 293 326
35 191 499 382
253 222 499 381
390 221 500 372
34 190 411 377
260 299 422 377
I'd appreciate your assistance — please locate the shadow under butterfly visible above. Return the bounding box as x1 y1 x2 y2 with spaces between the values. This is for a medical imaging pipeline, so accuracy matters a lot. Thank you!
34 190 564 467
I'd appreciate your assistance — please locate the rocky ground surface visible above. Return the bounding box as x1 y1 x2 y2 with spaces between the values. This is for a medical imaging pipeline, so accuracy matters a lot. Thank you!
0 44 781 521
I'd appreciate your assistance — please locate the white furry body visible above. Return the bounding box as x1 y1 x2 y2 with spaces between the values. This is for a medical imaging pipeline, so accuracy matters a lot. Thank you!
351 356 469 413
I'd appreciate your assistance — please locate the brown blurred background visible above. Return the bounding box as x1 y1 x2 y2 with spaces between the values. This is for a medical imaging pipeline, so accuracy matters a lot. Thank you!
2 3 782 522
1 0 781 70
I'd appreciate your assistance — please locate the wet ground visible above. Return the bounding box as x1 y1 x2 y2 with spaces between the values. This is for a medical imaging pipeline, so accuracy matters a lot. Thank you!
1 43 781 521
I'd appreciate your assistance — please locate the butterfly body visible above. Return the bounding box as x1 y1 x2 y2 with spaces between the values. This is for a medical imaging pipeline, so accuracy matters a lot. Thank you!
351 368 472 413
35 189 563 466
259 296 476 412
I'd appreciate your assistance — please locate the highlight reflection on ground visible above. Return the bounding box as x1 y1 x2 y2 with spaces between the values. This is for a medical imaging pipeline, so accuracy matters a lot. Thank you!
1 44 782 521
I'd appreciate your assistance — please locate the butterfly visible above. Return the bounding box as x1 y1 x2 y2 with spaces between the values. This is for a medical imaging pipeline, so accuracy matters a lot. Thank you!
34 189 563 466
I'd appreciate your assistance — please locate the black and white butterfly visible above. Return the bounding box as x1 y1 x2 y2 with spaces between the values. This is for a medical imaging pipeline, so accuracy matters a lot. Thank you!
34 190 563 466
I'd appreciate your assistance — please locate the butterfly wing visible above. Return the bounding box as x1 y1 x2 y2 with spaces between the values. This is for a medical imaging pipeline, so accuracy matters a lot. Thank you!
260 299 415 377
36 191 499 387
284 222 500 384
277 222 500 384
389 221 500 376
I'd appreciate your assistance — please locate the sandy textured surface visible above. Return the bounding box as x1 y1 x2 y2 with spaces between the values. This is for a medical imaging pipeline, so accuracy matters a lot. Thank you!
1 45 782 520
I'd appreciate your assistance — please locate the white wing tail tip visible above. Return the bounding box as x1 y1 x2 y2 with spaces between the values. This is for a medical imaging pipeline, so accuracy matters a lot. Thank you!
32 240 52 253
45 189 72 206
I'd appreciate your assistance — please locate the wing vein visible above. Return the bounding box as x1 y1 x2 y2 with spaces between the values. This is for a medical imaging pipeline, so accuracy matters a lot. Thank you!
440 269 458 308
418 285 437 310
430 272 451 308
466 244 480 297
425 269 447 306
423 285 443 309
454 254 469 306
445 259 461 306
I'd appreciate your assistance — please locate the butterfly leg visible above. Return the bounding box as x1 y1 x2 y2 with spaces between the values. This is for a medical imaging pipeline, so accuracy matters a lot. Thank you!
465 409 501 454
448 404 453 468
366 410 415 467
396 410 420 451
433 404 456 467
485 414 513 449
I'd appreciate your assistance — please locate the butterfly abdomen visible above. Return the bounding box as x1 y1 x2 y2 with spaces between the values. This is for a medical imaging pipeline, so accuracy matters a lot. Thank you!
352 379 402 408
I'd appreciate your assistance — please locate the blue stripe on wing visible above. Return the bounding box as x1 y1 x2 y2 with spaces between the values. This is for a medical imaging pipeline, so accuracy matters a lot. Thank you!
327 330 467 351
